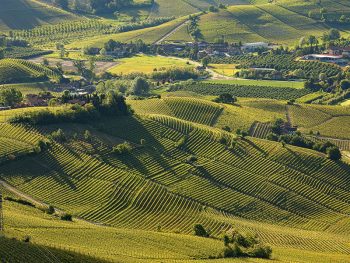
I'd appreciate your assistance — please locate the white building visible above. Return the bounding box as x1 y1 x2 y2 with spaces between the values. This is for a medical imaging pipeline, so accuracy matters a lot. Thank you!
241 42 269 52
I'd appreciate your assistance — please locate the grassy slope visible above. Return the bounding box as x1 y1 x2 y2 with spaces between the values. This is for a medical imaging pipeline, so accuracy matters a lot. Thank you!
3 198 350 263
107 54 193 75
0 0 78 31
148 0 250 18
205 79 305 89
0 98 350 255
193 1 350 45
67 16 189 48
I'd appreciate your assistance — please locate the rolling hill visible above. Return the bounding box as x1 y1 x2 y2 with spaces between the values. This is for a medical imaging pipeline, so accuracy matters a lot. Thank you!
0 59 61 84
0 97 349 262
0 0 78 31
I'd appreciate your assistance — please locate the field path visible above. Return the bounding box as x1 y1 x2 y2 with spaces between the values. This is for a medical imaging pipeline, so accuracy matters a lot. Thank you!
0 179 105 226
154 20 190 44
159 55 237 79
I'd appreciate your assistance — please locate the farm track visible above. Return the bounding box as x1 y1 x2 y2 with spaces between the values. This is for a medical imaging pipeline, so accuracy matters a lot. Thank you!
0 179 106 226
154 20 190 45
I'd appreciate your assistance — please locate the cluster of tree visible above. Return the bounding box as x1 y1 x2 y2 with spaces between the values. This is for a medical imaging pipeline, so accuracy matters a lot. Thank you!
193 224 272 259
213 93 237 104
0 88 23 107
10 92 129 125
188 15 202 41
152 67 205 81
112 141 133 154
73 0 153 14
267 119 342 161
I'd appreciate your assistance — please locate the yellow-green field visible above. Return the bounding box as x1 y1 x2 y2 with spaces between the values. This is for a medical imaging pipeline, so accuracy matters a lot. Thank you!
67 17 188 48
108 54 192 75
208 64 239 77
205 79 305 89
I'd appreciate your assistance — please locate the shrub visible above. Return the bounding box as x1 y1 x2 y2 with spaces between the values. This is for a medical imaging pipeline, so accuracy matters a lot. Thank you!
248 245 272 259
50 129 66 142
174 136 186 149
113 142 132 155
60 213 73 221
22 236 31 243
213 93 237 104
46 205 55 215
327 146 342 161
186 155 198 163
84 130 92 142
194 224 209 237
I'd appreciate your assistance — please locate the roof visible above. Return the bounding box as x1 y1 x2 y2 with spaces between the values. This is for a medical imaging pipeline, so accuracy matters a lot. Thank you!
306 54 343 59
242 42 268 47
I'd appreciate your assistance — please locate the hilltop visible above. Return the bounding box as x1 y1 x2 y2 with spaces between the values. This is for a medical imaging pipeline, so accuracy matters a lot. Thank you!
0 0 78 31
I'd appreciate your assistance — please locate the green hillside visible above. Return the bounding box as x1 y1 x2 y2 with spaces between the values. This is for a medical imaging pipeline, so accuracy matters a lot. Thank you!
0 97 349 262
0 59 61 84
164 0 350 44
0 0 78 31
3 194 349 263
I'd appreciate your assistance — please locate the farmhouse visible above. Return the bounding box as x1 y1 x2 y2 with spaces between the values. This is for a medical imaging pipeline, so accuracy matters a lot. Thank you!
302 54 348 66
329 46 350 57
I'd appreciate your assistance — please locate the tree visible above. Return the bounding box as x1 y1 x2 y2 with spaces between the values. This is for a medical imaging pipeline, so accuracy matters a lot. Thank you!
340 79 350 90
307 35 318 50
327 146 342 161
84 130 92 141
53 0 69 9
0 88 23 107
201 56 210 68
130 77 150 95
0 49 4 59
299 37 306 48
194 224 209 237
328 28 341 40
213 93 237 104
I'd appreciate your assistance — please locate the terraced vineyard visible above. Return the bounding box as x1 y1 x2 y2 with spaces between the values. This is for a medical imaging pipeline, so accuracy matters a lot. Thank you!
0 95 349 262
249 121 272 139
0 59 60 84
196 1 350 44
0 0 77 31
288 104 350 139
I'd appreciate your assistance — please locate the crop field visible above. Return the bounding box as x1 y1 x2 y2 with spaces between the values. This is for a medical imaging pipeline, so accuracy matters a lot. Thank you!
205 79 305 89
0 82 52 95
107 55 192 75
197 2 350 44
208 64 239 77
67 17 189 48
288 104 350 139
2 197 350 263
0 96 349 261
181 82 311 100
210 54 341 79
148 0 250 18
0 59 60 84
0 0 77 31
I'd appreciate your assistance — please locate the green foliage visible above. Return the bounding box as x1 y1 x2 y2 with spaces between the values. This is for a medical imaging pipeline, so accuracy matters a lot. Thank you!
182 82 311 100
129 77 150 95
112 141 132 155
60 213 73 221
221 230 272 259
213 93 237 104
327 146 342 161
0 88 23 107
50 129 67 142
152 67 203 81
194 224 209 237
0 59 61 84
